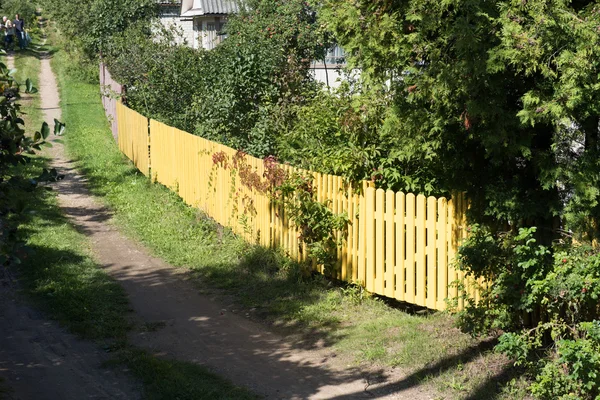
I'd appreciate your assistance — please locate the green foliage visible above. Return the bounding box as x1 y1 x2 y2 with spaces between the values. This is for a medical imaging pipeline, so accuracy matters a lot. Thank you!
453 226 551 336
191 0 329 157
276 82 385 184
106 23 205 132
86 0 156 56
99 0 333 160
1 0 37 28
459 229 600 398
322 0 600 231
274 172 348 276
44 0 156 64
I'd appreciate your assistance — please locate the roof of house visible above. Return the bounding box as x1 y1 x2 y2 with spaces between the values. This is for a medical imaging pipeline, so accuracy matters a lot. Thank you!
181 0 238 17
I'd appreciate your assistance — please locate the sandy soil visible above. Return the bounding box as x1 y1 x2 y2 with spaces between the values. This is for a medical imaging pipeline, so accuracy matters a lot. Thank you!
2 51 437 399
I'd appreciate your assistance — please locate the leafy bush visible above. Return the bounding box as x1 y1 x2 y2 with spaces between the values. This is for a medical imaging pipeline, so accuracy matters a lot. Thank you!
453 226 551 336
276 82 385 184
106 23 205 132
1 0 37 29
457 227 600 398
44 0 156 76
191 0 330 158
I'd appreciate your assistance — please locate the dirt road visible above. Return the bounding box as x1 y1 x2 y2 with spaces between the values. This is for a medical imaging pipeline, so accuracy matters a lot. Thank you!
0 54 142 400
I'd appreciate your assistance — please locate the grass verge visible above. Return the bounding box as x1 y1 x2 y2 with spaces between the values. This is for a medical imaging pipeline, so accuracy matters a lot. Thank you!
4 29 258 400
49 33 530 400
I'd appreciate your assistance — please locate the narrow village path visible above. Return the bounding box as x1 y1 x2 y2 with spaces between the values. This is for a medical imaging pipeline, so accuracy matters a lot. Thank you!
0 54 142 400
31 52 433 399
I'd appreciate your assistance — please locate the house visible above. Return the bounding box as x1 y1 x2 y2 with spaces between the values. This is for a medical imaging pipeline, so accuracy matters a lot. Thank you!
157 0 238 50
312 45 347 89
157 0 348 87
180 0 239 50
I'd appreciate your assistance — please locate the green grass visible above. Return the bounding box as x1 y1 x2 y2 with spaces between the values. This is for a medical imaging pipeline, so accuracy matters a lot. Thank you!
13 157 132 341
11 37 46 130
3 28 259 400
48 32 532 400
111 349 259 400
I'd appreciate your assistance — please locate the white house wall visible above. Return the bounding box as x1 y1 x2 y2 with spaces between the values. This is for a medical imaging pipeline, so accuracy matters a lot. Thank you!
311 66 345 89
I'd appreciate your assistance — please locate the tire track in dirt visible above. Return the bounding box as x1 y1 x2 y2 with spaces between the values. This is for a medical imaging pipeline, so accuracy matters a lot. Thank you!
42 54 433 399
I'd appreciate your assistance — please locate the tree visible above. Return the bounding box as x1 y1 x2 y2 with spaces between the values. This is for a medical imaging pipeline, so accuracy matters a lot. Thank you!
105 23 206 133
191 0 331 157
44 0 156 60
322 0 600 238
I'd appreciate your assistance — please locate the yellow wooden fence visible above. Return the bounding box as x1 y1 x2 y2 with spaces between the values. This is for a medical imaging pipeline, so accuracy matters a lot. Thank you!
117 103 150 176
116 102 477 311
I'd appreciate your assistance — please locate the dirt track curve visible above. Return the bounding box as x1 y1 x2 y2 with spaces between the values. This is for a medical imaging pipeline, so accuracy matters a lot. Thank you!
4 50 435 399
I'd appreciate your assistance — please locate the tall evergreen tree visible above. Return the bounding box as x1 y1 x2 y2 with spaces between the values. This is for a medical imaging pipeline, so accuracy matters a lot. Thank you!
323 0 600 238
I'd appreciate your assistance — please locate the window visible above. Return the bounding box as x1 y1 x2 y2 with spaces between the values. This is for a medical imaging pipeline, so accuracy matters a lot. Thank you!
324 45 346 65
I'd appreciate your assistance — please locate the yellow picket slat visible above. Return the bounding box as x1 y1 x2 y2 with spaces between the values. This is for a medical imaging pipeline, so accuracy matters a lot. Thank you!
385 190 395 299
375 189 385 294
405 193 416 304
395 192 405 302
437 197 448 310
416 195 427 307
365 187 376 292
426 196 437 310
351 191 359 282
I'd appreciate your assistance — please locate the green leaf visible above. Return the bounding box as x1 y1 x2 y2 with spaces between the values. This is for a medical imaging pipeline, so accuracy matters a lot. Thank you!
54 119 66 136
41 122 50 140
25 78 38 94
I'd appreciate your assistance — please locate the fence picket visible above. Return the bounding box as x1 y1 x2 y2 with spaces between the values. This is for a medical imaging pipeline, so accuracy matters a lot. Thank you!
365 187 376 292
426 196 437 310
375 189 385 294
385 190 395 299
437 197 448 310
405 193 415 304
395 192 405 302
416 195 427 307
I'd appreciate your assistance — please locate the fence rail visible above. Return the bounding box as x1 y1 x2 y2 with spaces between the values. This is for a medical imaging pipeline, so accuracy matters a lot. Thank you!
112 101 478 311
